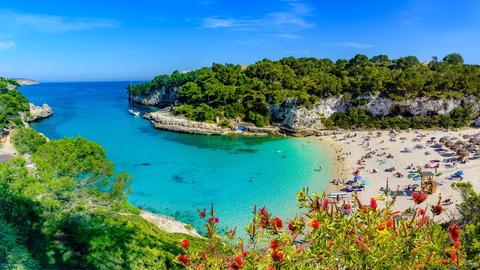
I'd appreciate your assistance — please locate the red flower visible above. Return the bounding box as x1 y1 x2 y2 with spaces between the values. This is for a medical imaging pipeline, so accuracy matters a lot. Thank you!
177 254 190 265
418 215 429 225
272 217 283 229
271 251 284 262
208 217 220 224
454 241 461 249
259 218 268 228
370 198 377 211
343 203 352 211
288 222 296 232
229 255 245 269
431 204 443 215
321 198 329 210
269 240 280 250
180 239 189 249
412 191 427 204
386 219 394 229
418 208 426 216
197 208 206 218
260 206 268 216
227 227 237 237
448 224 461 243
451 252 457 262
310 219 320 229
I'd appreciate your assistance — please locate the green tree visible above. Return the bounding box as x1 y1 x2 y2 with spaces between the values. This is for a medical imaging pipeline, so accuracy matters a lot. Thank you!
32 138 114 189
11 127 47 155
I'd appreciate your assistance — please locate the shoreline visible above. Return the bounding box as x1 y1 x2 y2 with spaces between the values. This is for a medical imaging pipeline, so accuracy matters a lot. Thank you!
318 136 347 194
139 210 201 237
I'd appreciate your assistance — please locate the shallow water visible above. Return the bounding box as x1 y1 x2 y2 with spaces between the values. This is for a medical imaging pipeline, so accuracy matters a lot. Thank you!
20 82 332 232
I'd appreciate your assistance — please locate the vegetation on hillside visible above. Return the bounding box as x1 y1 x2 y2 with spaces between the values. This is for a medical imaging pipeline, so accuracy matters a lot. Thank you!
324 104 476 130
452 183 480 268
129 54 480 128
0 78 29 129
12 127 47 155
1 135 202 269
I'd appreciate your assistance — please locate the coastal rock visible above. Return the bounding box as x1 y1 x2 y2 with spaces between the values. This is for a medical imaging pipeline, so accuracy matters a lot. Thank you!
27 103 53 122
366 97 471 116
135 86 480 135
145 109 281 136
275 97 347 132
15 79 39 86
132 87 179 107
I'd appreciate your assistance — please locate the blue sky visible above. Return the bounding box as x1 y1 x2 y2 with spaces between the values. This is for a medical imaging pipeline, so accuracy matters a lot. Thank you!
0 0 479 81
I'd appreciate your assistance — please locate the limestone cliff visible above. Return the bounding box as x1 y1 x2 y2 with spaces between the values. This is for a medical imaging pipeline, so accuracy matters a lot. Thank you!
27 103 53 122
133 87 479 134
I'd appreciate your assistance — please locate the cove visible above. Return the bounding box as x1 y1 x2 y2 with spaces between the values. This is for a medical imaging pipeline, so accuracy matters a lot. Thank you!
20 81 332 232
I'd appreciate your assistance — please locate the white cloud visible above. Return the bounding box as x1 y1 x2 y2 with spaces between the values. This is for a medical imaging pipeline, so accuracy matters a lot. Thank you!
337 41 375 49
0 41 15 50
0 11 119 34
200 0 315 38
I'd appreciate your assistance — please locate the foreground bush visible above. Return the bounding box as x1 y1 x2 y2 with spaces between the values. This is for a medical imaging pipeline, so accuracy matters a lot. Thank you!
178 189 463 269
11 127 47 155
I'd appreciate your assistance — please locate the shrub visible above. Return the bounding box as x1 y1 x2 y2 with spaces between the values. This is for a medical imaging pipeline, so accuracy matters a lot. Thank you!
178 189 463 269
12 127 47 155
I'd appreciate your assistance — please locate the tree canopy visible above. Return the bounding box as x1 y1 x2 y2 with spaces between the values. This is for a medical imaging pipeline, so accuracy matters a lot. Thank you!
129 54 480 128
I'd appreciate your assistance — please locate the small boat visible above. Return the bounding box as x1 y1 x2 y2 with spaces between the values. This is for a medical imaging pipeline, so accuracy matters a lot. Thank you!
129 109 140 117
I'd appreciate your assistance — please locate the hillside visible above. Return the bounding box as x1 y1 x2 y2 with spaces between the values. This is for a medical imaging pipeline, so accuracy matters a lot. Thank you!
129 54 480 133
0 81 201 269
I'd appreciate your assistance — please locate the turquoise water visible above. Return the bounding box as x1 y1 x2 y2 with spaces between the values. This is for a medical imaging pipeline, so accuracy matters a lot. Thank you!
20 82 332 232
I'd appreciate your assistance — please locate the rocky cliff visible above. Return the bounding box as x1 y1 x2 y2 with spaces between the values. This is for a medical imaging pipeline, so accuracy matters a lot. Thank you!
134 88 480 135
27 103 53 122
275 95 479 132
131 87 178 106
15 79 39 86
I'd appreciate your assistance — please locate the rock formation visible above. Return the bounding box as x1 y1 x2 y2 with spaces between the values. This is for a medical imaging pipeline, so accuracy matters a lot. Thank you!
27 103 53 122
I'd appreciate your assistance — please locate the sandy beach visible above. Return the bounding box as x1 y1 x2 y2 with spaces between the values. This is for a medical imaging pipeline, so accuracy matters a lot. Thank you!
140 210 201 237
321 128 480 219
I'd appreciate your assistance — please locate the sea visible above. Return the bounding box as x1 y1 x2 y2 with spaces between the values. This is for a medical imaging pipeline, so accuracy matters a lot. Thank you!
20 81 332 233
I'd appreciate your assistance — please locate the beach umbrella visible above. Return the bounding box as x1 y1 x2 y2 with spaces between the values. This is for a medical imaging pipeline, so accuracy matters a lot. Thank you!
362 179 369 185
354 175 362 181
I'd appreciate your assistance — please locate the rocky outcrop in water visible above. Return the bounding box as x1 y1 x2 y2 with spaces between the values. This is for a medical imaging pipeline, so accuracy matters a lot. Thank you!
144 109 281 136
27 103 53 122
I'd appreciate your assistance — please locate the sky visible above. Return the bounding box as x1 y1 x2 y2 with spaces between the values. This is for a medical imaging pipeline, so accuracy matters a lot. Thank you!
0 0 479 81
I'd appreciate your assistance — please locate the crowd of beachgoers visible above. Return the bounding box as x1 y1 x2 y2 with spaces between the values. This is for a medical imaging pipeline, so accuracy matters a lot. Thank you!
324 128 480 219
